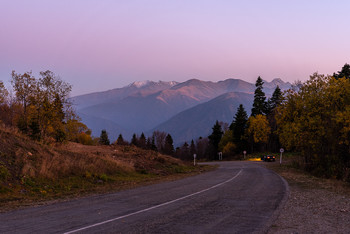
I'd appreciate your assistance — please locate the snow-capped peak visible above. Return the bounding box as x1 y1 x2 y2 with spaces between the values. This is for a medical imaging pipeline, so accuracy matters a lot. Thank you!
126 80 178 88
128 80 151 88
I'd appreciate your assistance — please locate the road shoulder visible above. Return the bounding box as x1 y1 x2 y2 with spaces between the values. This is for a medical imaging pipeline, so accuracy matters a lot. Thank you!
263 162 350 233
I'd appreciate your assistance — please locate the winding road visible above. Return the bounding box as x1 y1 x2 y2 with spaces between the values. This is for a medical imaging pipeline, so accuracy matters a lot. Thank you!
0 161 288 234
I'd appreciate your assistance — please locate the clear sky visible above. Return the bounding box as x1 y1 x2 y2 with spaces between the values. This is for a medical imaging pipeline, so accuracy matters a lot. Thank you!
1 0 349 96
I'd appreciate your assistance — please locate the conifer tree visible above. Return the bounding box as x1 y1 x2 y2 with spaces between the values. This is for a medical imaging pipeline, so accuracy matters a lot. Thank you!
146 137 152 149
99 129 110 145
181 142 190 160
251 76 267 116
139 132 146 148
208 120 223 154
116 134 125 145
266 86 283 152
163 134 174 155
131 133 138 146
333 63 350 79
230 104 248 152
190 139 196 157
266 86 282 114
151 135 157 151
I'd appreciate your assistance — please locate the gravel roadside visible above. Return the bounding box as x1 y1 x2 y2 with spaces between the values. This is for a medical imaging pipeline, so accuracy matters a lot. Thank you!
262 162 350 234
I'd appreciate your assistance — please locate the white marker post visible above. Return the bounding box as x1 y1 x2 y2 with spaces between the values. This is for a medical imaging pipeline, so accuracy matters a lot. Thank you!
243 151 247 160
193 154 197 166
280 148 284 165
218 152 222 161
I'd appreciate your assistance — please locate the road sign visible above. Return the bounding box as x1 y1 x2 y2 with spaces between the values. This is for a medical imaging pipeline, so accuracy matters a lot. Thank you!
280 148 284 165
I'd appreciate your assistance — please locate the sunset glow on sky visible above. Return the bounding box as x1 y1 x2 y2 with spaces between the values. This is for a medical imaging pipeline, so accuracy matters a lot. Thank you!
1 0 350 96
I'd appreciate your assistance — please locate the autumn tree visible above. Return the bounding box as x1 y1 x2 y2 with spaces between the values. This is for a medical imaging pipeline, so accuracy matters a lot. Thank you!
0 81 8 105
0 81 10 125
246 114 271 152
218 129 236 158
152 131 167 152
11 71 36 118
77 130 93 145
251 76 267 116
276 73 350 179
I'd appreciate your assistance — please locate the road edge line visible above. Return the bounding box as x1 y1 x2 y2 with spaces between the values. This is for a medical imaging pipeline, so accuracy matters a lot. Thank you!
64 168 243 234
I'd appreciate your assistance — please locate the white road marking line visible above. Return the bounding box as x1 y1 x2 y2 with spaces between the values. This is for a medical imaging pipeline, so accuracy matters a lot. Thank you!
64 169 243 234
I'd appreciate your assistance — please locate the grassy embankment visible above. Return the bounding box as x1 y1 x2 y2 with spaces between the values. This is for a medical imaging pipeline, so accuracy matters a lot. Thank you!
0 126 213 211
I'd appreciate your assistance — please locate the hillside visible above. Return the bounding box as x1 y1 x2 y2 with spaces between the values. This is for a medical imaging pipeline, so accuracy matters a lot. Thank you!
0 126 207 210
151 92 254 144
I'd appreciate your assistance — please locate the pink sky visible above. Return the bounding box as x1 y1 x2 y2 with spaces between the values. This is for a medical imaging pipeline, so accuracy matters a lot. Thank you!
1 0 350 96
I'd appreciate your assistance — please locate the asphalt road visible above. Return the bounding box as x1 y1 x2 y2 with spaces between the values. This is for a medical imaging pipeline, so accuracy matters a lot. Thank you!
0 161 288 234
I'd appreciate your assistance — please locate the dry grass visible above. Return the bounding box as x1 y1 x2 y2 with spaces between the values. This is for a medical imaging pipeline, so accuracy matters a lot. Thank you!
0 126 213 211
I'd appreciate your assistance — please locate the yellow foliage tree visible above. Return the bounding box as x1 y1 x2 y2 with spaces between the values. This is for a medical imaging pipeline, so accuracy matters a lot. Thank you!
246 114 271 144
276 73 350 179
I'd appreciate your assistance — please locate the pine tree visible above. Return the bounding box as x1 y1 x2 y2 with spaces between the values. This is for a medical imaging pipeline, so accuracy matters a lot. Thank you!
190 139 196 157
266 86 282 114
163 134 174 155
333 63 350 79
266 86 283 152
99 129 110 145
151 135 157 151
146 137 152 149
139 132 146 148
181 142 190 160
208 120 223 154
230 104 248 152
116 134 125 145
251 76 267 116
131 133 138 146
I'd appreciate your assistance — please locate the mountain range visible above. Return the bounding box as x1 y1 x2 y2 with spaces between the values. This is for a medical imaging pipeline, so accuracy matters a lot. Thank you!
71 78 291 145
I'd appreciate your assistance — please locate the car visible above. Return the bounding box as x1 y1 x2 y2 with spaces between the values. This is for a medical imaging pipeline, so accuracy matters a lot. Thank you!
262 155 276 162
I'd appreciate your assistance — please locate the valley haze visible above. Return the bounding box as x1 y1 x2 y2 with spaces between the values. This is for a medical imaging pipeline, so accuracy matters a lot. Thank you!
72 78 291 145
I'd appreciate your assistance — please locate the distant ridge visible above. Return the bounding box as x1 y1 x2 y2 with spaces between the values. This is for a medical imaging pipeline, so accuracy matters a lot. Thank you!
72 78 291 143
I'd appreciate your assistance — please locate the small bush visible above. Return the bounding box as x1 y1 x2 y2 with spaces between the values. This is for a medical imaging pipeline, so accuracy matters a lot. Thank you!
98 174 109 182
0 165 9 181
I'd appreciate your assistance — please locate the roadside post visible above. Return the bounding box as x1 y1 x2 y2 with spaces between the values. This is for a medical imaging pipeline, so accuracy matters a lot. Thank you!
280 148 284 166
193 154 196 166
243 150 247 160
218 152 222 161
